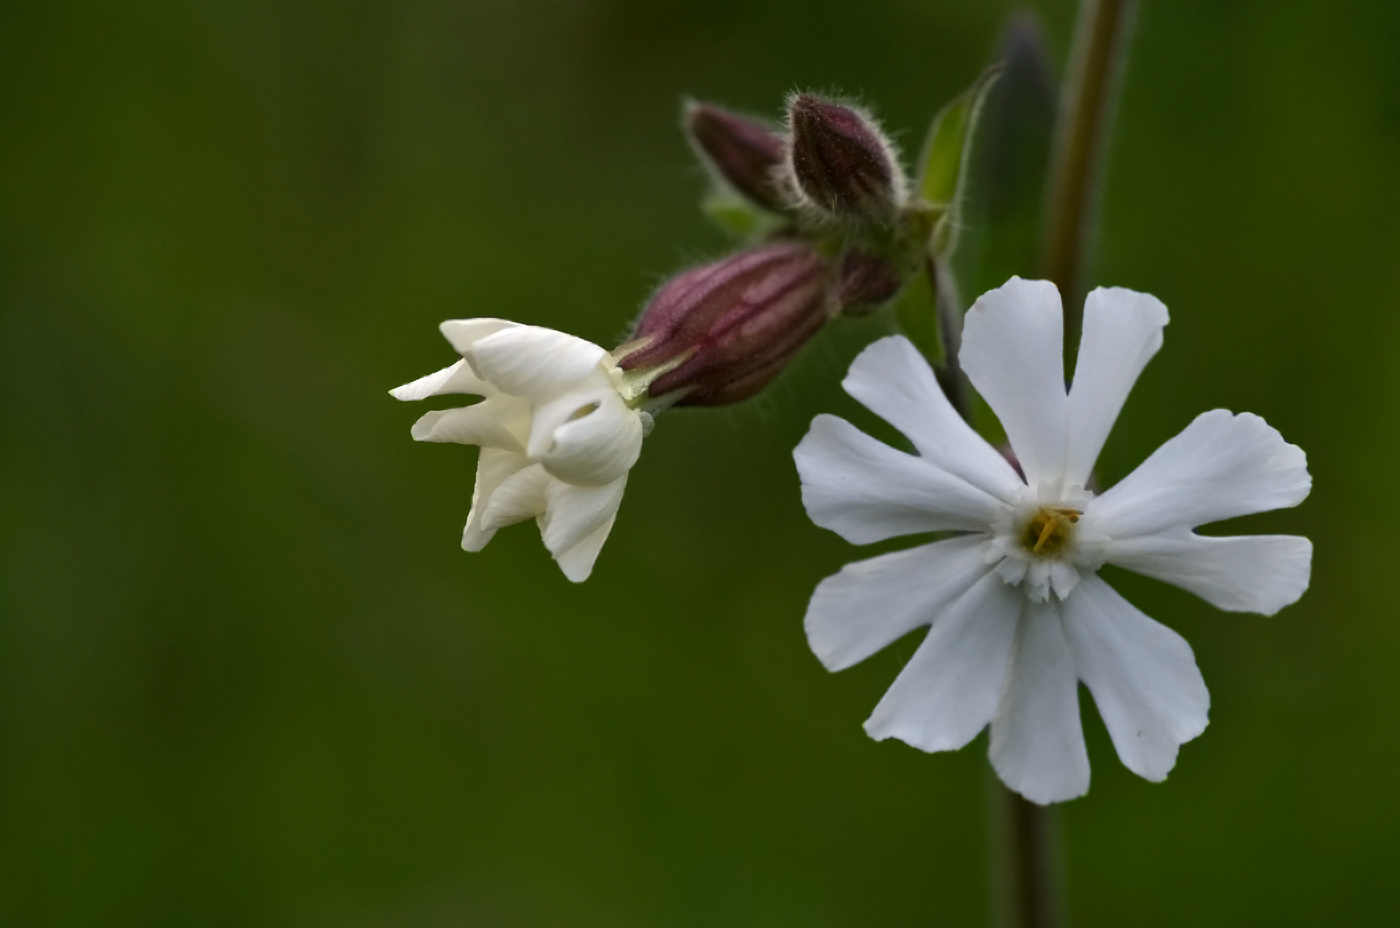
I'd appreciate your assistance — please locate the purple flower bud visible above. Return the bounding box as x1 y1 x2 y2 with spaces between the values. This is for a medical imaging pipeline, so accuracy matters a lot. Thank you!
684 102 791 213
835 251 904 316
619 243 834 406
788 94 905 221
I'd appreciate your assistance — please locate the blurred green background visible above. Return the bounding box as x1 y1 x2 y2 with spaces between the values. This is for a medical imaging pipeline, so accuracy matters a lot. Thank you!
2 0 1397 924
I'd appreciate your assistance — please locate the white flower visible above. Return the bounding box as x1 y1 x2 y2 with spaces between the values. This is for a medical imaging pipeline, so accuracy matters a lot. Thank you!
794 278 1312 804
393 319 650 582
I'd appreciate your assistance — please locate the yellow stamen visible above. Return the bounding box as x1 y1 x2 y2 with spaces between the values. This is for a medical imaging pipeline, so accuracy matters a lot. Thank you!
1021 506 1083 557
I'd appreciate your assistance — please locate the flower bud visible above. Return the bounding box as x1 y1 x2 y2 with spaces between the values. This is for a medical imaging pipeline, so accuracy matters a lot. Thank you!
684 101 791 213
835 251 904 316
787 94 905 221
618 243 834 406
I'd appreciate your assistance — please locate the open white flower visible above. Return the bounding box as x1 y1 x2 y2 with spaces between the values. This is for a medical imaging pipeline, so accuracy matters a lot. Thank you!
393 319 649 582
795 278 1311 804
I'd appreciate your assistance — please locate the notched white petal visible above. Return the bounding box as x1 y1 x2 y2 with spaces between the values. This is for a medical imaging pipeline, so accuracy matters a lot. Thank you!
805 535 991 672
795 414 1006 544
1064 287 1168 488
529 390 643 487
863 571 1023 753
1106 531 1312 615
990 602 1090 805
1062 576 1209 782
960 277 1068 491
391 359 488 401
841 336 1024 501
439 318 519 355
409 397 530 452
540 476 628 557
468 325 609 399
1091 409 1311 538
462 448 530 552
480 464 553 531
551 512 618 583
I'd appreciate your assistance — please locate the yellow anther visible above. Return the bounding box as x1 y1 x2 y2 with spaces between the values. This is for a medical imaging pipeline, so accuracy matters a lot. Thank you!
1021 506 1082 557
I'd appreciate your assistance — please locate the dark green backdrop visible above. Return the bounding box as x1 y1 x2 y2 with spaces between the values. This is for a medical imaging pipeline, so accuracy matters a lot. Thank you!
2 0 1397 924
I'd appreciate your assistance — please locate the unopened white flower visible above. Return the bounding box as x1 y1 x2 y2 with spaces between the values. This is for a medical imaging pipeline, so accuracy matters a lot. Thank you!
393 319 651 582
795 278 1312 804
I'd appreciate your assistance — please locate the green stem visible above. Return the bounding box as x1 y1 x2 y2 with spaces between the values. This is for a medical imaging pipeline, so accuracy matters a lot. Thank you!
993 2 1136 927
928 255 973 422
992 779 1061 928
1039 0 1137 348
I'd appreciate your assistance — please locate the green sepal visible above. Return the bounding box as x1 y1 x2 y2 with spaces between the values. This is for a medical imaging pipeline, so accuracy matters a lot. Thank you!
700 192 781 240
915 64 1003 257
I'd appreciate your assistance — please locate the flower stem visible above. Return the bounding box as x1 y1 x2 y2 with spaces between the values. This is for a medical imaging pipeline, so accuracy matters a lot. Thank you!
991 779 1062 928
1039 0 1137 348
990 2 1136 927
928 254 974 422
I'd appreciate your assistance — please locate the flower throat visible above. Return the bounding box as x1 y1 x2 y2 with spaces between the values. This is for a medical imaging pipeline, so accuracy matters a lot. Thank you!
1021 506 1082 557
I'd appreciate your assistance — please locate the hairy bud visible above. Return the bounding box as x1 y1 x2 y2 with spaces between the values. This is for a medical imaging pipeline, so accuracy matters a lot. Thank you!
836 251 904 315
619 243 833 406
685 102 791 213
787 94 905 221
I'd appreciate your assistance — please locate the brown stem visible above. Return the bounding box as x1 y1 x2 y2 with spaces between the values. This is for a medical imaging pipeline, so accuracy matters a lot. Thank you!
1039 0 1137 349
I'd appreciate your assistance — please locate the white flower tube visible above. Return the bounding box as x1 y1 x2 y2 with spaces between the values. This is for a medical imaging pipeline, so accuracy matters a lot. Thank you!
795 278 1312 804
392 319 649 582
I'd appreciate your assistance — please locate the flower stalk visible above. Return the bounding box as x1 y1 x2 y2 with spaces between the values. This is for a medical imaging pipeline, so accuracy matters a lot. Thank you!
994 785 1062 928
927 255 973 422
1002 1 1136 926
1039 0 1138 350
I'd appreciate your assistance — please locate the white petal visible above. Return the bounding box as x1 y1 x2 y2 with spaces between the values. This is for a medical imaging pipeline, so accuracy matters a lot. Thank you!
959 278 1068 491
551 512 618 583
529 389 643 487
462 449 530 552
863 570 1024 752
439 318 520 355
1089 410 1311 537
1105 530 1312 615
841 336 1025 501
1061 576 1209 782
805 534 993 672
409 397 530 452
989 602 1089 804
540 476 628 557
1063 288 1168 487
468 325 608 399
480 464 553 531
391 359 488 401
794 414 1006 544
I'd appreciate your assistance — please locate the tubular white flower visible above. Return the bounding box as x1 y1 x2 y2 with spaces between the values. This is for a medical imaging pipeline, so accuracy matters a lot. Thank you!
393 319 648 582
795 278 1312 803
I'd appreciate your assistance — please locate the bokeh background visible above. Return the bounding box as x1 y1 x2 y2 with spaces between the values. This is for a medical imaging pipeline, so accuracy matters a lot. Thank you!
3 0 1398 924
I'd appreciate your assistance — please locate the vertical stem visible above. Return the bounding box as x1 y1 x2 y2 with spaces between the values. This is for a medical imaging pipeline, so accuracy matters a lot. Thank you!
991 780 1061 928
1039 0 1137 348
992 2 1135 927
929 255 973 422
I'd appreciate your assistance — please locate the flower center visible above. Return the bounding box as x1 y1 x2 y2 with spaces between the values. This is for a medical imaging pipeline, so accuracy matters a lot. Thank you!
1019 506 1081 558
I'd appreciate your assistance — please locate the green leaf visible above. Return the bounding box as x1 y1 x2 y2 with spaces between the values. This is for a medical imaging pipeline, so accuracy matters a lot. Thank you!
915 64 1003 256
